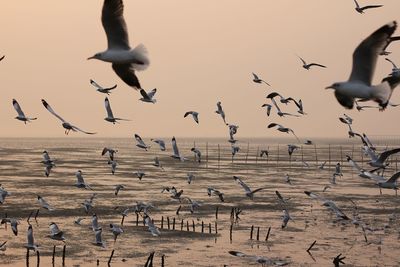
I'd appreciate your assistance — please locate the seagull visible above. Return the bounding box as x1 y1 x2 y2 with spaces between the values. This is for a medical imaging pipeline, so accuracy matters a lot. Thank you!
0 186 11 204
268 123 300 142
161 186 183 201
91 214 101 231
184 111 199 124
114 184 125 195
90 79 117 95
0 55 5 62
215 101 227 124
385 58 400 76
41 99 96 135
93 228 105 247
151 139 166 151
326 21 398 109
133 171 145 180
365 147 400 169
304 139 313 145
108 160 118 174
266 92 296 105
292 99 307 115
207 187 224 202
228 251 289 267
281 209 292 229
75 170 91 189
109 223 123 242
353 0 383 14
260 150 269 157
298 56 326 70
339 117 357 138
261 103 272 116
288 144 299 156
319 161 327 170
377 171 400 195
269 97 300 117
285 173 292 185
81 193 96 214
304 191 350 220
139 88 157 103
25 225 38 251
152 156 163 169
104 97 130 124
88 0 150 89
181 197 201 214
12 99 37 124
231 145 240 156
37 195 54 211
144 215 160 236
134 134 150 150
42 151 55 166
252 73 270 86
190 147 201 163
186 173 195 184
74 218 84 226
233 176 264 200
49 222 65 241
101 147 118 161
1 218 19 236
171 137 186 161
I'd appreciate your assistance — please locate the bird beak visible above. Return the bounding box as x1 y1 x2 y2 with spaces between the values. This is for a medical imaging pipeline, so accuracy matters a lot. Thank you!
87 56 95 60
325 85 333 90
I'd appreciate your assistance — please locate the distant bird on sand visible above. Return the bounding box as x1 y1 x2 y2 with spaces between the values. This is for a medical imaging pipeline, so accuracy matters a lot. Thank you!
184 111 199 124
104 97 130 124
139 88 157 103
90 79 117 95
88 0 150 89
326 21 399 109
298 56 326 70
12 99 37 124
252 73 270 86
41 99 96 135
37 195 54 211
353 0 383 14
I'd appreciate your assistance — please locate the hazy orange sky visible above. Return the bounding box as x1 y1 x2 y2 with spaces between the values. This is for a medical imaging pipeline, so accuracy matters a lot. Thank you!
0 0 399 139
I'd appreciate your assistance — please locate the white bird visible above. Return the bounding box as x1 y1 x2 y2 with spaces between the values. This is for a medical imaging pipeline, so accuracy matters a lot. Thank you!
215 101 227 124
233 176 264 200
304 191 350 220
326 22 399 109
1 218 19 236
184 111 199 124
207 187 224 202
268 123 300 142
261 103 272 116
88 0 149 89
49 222 65 241
0 186 11 204
151 139 166 151
41 99 96 135
135 134 150 150
75 170 91 189
114 184 125 195
353 0 383 14
101 147 118 161
377 171 400 195
25 225 38 251
139 88 157 103
90 79 117 95
298 56 326 70
228 251 289 267
109 223 123 242
171 137 186 161
104 97 130 124
281 209 292 229
93 228 105 248
108 160 118 174
42 150 55 166
12 99 37 124
144 215 160 236
133 171 145 180
37 195 54 211
186 173 195 184
252 73 270 86
365 147 400 169
91 214 101 231
191 147 201 163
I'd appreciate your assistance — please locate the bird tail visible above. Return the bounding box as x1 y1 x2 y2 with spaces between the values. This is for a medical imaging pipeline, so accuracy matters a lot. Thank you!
131 44 150 71
373 82 394 109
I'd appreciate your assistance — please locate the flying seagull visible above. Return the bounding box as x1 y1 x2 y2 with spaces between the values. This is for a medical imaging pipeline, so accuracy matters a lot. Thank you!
41 99 96 135
207 187 224 202
365 147 400 169
134 134 150 150
252 73 270 86
385 58 400 76
49 222 65 241
184 111 199 124
298 56 326 70
171 137 186 161
304 191 350 220
326 21 399 109
25 225 38 251
0 55 5 62
102 147 118 161
269 97 300 117
151 139 166 151
88 0 150 89
139 88 157 103
233 176 264 200
90 79 117 95
268 123 300 142
261 103 272 116
353 0 383 14
12 99 37 124
37 195 55 211
104 97 130 124
377 171 400 195
75 170 91 189
215 101 226 124
266 92 296 105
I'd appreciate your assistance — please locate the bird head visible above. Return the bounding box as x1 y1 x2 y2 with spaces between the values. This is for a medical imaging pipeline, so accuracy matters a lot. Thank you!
325 82 343 90
87 52 103 60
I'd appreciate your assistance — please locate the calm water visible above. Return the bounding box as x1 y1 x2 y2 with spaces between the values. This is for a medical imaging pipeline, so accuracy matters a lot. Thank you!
0 137 399 266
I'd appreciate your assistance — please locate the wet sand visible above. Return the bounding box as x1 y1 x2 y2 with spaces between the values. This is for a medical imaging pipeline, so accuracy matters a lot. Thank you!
0 138 399 266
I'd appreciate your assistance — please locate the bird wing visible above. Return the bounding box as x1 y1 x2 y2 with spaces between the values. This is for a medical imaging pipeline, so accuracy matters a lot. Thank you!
71 125 96 135
349 21 397 85
172 137 180 157
308 63 326 68
140 89 150 100
90 79 102 89
184 111 192 118
147 88 157 98
101 0 130 50
233 176 251 194
378 148 400 162
0 55 4 62
112 63 141 89
101 147 109 156
104 97 114 118
353 0 360 8
298 56 307 65
12 99 26 117
346 155 363 172
252 73 259 80
385 58 398 69
334 90 354 109
41 99 67 123
135 134 146 147
50 223 61 235
386 171 400 183
304 191 326 202
267 123 279 129
360 5 383 11
266 92 282 99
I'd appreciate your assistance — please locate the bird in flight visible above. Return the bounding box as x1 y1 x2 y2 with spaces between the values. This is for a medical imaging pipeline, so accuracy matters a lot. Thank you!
252 73 270 86
104 97 130 124
90 79 117 95
326 21 399 109
139 88 157 103
184 111 199 124
41 99 96 135
88 0 150 89
12 99 37 124
353 0 383 14
298 56 326 70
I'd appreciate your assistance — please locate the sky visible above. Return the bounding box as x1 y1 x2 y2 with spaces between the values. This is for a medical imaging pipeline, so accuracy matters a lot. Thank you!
0 0 399 139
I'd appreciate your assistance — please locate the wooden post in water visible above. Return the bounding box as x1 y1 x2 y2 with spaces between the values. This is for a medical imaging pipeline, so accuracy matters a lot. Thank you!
181 219 184 231
108 249 115 266
136 213 139 226
255 146 259 164
256 227 260 241
172 218 175 230
161 254 165 267
215 206 219 220
215 221 218 234
209 223 212 234
26 248 29 267
230 224 233 243
250 225 254 240
192 220 195 232
265 227 271 242
314 144 318 165
167 217 170 230
206 142 209 168
186 221 189 231
201 221 204 233
62 245 66 266
36 250 40 267
161 216 164 229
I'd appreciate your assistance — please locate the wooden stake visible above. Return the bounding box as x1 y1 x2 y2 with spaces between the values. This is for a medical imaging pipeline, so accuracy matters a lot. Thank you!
52 245 56 266
215 206 219 220
36 250 40 267
307 240 317 252
172 218 175 230
107 249 115 266
256 227 260 241
250 225 254 240
62 245 66 266
265 227 271 242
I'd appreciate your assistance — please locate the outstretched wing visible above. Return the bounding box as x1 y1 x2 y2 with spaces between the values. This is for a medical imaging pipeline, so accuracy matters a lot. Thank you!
104 97 114 118
41 99 67 123
102 0 130 50
12 99 26 117
71 125 96 135
233 176 251 194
